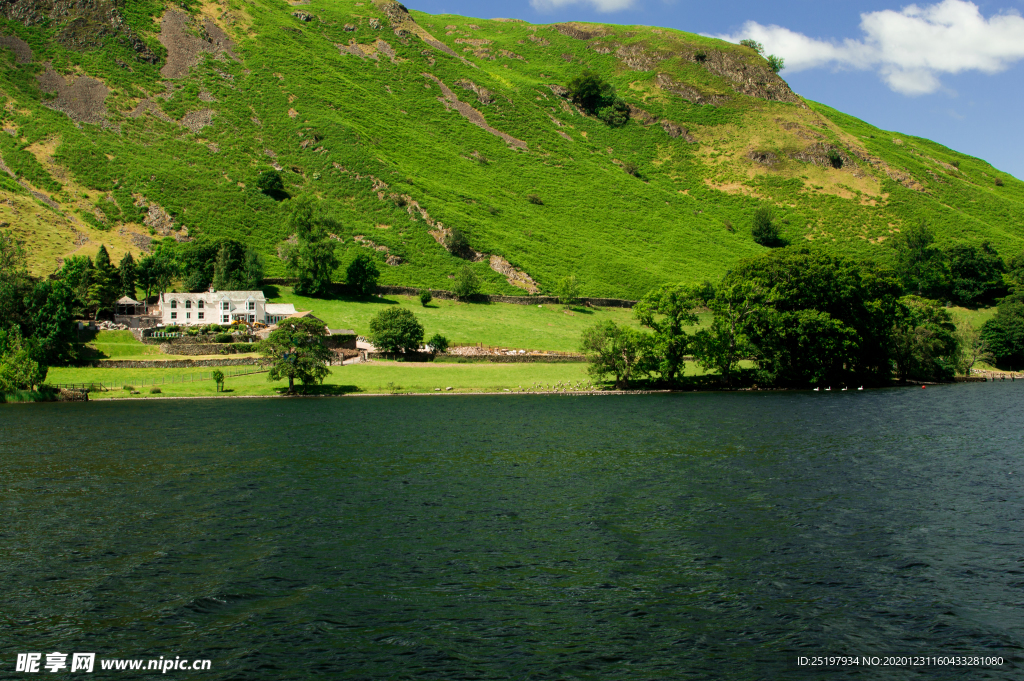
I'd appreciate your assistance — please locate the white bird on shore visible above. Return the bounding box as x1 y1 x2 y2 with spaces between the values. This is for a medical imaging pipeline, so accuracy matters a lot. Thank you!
858 386 864 391
813 387 819 391
825 387 831 391
842 387 848 391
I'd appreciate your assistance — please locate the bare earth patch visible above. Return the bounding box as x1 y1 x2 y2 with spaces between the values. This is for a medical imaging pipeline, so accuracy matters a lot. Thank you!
490 255 539 293
158 9 238 79
423 73 527 150
181 108 215 133
37 67 108 124
0 34 32 63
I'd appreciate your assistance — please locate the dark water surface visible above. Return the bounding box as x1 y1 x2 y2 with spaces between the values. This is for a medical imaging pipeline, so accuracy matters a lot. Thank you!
1 384 1022 680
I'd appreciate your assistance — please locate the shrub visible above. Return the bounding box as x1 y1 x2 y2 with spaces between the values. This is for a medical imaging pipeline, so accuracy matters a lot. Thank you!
739 39 764 55
557 274 582 306
751 206 781 247
214 333 233 343
426 333 450 354
346 252 380 297
566 71 630 127
442 228 471 257
766 55 785 73
368 307 424 354
995 178 1004 187
419 288 433 306
212 369 224 392
622 161 640 177
452 265 481 300
826 149 844 169
694 50 707 62
206 324 222 333
526 194 543 205
122 385 134 391
149 386 161 394
256 170 285 198
724 220 734 232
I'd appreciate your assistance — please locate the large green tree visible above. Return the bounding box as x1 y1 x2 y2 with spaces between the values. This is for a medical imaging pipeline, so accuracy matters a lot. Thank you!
692 281 762 386
260 316 332 393
580 320 655 389
367 307 424 355
944 241 1006 307
285 198 339 297
346 252 380 297
87 245 120 319
633 283 704 385
892 223 948 299
0 326 46 393
981 291 1024 370
118 252 137 299
891 296 958 381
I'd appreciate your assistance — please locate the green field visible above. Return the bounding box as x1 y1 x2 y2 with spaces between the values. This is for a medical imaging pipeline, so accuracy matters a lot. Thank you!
75 330 260 360
1 0 1020 296
266 286 666 351
47 362 608 397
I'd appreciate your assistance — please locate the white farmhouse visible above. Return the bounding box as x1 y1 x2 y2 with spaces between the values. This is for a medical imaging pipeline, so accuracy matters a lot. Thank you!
159 290 295 326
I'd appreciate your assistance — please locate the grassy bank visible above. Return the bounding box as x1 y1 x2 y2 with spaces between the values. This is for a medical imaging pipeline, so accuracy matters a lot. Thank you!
46 362 610 398
75 330 260 361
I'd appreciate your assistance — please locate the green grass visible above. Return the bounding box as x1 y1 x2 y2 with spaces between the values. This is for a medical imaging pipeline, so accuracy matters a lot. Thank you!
267 286 654 351
948 306 997 329
1 0 1021 295
47 362 607 397
76 330 260 360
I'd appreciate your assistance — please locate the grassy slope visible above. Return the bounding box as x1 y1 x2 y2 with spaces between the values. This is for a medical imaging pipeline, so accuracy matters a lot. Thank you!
0 0 1020 298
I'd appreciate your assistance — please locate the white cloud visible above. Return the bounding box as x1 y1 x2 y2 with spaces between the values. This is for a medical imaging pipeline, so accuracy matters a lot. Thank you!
714 0 1024 95
530 0 637 12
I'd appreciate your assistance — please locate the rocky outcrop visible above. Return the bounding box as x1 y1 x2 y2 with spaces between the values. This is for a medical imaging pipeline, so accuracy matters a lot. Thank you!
693 49 803 104
490 255 539 294
424 73 527 149
0 0 156 62
36 67 108 124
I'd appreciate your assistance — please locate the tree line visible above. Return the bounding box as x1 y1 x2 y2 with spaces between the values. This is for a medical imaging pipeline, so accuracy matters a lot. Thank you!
580 233 1024 389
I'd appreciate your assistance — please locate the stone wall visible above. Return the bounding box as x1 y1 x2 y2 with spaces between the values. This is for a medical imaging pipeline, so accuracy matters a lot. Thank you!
90 358 268 369
364 352 585 363
158 342 258 356
261 279 636 309
57 388 88 402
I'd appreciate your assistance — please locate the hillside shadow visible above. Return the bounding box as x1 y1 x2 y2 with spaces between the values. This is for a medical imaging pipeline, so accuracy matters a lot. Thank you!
262 285 281 299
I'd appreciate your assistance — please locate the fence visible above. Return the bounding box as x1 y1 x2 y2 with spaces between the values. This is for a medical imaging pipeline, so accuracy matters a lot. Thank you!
48 366 270 393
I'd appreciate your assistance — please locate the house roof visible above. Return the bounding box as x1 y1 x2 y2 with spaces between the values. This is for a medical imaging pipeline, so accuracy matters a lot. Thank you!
162 290 266 302
117 296 140 305
266 303 296 315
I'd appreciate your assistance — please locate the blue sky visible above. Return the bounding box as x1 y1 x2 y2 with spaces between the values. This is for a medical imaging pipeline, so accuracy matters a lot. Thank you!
410 1 1024 179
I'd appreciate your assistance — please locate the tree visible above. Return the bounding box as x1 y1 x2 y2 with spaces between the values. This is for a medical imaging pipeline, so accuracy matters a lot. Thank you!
426 333 449 355
766 55 785 73
751 206 780 247
566 71 630 127
419 288 433 306
1006 250 1024 289
692 281 762 386
25 280 77 366
580 321 655 389
891 296 958 381
944 241 1005 307
893 223 947 299
633 283 703 384
55 255 93 318
452 265 480 300
284 198 339 297
981 292 1024 370
346 252 380 297
256 169 286 199
118 252 137 299
952 318 992 376
442 228 471 258
0 230 33 332
260 316 332 393
240 248 264 289
367 307 424 355
0 326 46 392
557 274 582 307
87 245 120 319
212 369 225 392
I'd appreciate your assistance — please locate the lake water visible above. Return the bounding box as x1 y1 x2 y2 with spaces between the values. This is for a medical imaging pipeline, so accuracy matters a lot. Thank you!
1 384 1022 679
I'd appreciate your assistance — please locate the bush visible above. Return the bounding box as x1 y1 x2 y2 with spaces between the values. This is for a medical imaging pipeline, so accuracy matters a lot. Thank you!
419 288 433 306
766 54 785 73
526 194 543 205
426 333 450 354
751 206 781 247
694 50 707 62
826 149 844 169
214 333 233 343
452 266 481 300
149 386 161 394
557 274 582 306
256 170 285 198
995 178 1004 187
739 39 764 55
442 228 471 257
122 385 134 391
622 161 640 177
346 252 380 297
367 307 424 355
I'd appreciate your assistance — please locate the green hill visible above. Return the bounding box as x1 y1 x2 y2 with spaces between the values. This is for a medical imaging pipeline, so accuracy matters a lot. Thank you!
0 0 1021 298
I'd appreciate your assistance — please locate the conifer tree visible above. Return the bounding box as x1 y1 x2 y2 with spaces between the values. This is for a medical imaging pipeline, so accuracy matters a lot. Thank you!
118 251 137 299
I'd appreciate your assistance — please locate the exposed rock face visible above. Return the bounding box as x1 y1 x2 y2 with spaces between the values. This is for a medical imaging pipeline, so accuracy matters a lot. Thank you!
454 78 492 105
158 9 238 79
37 66 108 124
0 0 157 62
0 34 32 63
424 73 527 150
490 255 539 294
694 49 803 104
655 73 729 107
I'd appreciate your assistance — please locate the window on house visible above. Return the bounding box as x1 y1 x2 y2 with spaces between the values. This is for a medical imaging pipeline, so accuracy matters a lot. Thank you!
198 312 204 320
198 300 204 309
222 301 229 311
171 312 177 320
186 312 191 319
249 314 255 323
171 300 177 309
185 300 192 309
248 301 255 311
222 315 229 323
